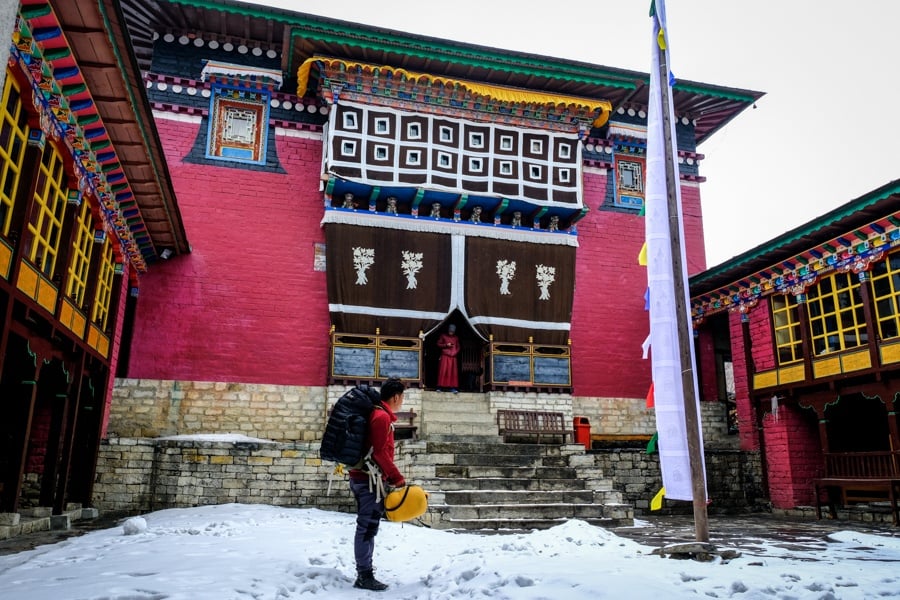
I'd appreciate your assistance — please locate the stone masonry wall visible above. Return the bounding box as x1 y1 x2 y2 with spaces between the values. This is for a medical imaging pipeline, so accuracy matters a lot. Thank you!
108 379 738 448
591 449 767 516
92 437 763 518
96 378 755 517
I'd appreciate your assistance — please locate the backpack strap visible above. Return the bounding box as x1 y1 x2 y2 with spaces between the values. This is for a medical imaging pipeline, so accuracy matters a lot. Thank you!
362 447 387 502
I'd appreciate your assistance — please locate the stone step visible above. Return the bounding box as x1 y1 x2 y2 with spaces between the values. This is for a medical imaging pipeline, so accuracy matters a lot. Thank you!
431 516 632 532
423 434 504 444
434 465 578 479
436 477 587 491
441 489 595 505
434 501 609 521
422 422 500 437
425 441 545 456
452 453 544 467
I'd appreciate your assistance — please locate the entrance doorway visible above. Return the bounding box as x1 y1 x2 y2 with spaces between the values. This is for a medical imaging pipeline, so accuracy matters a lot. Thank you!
423 312 485 392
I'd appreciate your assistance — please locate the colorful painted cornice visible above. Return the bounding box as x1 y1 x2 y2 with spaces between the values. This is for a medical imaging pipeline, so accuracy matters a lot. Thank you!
298 57 612 132
14 4 149 271
692 214 900 323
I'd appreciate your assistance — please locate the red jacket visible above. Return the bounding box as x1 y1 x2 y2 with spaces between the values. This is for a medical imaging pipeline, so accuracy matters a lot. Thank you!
350 404 405 487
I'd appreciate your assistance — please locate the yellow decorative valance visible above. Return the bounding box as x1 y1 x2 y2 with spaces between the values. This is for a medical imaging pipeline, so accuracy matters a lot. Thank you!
297 57 611 128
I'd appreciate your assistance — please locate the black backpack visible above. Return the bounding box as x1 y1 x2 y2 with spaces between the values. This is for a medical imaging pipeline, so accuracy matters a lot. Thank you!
320 385 382 468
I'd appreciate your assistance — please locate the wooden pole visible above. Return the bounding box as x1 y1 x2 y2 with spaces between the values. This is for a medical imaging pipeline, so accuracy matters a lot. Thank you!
655 31 710 543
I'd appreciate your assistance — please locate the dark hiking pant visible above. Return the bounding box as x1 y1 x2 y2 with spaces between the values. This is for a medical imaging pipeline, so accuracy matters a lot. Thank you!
350 478 385 572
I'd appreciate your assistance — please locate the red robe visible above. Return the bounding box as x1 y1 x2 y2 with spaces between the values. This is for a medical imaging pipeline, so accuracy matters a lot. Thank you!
437 333 459 388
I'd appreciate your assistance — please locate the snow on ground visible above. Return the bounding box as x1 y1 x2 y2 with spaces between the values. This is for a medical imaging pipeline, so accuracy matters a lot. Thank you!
1 504 899 599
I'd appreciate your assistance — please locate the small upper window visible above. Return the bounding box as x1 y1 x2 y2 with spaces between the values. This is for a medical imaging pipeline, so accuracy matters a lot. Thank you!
499 161 513 175
558 144 572 159
407 122 422 139
529 165 541 179
500 135 514 151
374 118 390 134
530 139 543 154
341 140 357 156
437 152 452 168
439 126 453 143
406 149 421 165
469 157 483 172
469 132 484 148
374 145 389 161
558 168 570 183
343 112 358 130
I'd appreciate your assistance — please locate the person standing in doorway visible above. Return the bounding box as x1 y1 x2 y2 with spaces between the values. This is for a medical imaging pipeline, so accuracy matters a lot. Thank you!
437 324 460 393
348 377 407 591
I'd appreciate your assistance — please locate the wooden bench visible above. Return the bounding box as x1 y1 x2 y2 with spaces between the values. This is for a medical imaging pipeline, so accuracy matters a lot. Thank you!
496 409 572 444
814 478 900 525
393 410 418 440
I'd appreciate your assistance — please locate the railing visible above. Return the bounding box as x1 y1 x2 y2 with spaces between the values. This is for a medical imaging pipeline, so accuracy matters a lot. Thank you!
329 330 422 385
823 451 900 478
486 340 571 391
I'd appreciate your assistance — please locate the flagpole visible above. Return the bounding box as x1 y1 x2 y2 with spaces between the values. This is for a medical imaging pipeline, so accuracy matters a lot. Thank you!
654 25 710 544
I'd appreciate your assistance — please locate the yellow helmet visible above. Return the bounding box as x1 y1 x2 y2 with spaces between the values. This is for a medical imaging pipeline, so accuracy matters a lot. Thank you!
384 485 429 522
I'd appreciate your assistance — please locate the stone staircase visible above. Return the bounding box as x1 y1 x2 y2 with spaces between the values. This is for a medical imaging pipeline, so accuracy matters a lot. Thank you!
406 391 633 532
418 391 499 439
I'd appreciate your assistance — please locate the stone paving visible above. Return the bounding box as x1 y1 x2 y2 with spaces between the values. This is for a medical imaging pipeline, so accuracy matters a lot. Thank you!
610 513 900 556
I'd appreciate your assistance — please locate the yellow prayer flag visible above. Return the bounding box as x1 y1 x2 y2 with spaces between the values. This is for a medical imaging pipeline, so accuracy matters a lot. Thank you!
638 242 648 266
650 486 666 511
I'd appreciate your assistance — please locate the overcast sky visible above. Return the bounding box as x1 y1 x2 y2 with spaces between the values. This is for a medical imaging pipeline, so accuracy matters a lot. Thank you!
248 0 899 267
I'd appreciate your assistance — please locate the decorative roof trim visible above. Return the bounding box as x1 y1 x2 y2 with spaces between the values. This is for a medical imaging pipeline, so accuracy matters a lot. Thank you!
14 7 149 271
693 180 900 286
691 208 900 322
201 60 283 90
298 57 611 128
162 0 756 106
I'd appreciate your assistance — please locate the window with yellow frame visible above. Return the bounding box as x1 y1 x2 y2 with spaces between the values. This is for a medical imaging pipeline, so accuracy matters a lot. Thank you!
24 143 69 276
806 271 867 355
870 249 900 341
771 294 803 364
0 70 29 237
66 199 94 308
92 237 115 330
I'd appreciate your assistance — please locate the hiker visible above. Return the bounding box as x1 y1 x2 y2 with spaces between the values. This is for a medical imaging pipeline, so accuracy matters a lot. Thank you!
348 377 407 591
436 324 459 392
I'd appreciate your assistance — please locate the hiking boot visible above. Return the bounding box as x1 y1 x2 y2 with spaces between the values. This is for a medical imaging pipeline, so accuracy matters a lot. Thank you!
354 569 388 591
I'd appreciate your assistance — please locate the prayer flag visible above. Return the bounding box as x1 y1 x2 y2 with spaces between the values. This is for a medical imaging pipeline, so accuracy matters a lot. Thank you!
644 0 707 502
650 486 666 511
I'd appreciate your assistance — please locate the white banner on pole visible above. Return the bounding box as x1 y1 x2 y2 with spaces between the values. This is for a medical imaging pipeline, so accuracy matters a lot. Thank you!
645 0 707 501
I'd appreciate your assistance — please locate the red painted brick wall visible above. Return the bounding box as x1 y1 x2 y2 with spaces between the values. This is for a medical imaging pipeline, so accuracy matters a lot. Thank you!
25 402 49 474
126 119 330 385
762 404 821 507
729 310 758 450
102 267 131 439
127 119 708 395
748 300 775 372
570 175 708 398
696 329 717 402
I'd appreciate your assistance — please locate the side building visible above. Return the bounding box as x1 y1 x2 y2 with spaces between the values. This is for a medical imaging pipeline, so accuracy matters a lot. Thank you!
691 181 900 522
0 0 188 514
